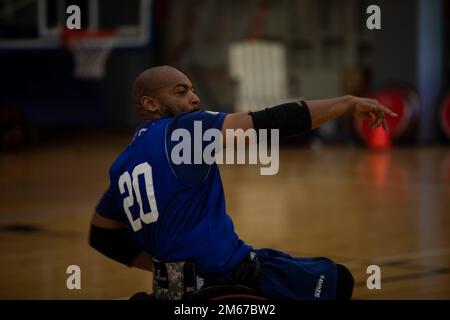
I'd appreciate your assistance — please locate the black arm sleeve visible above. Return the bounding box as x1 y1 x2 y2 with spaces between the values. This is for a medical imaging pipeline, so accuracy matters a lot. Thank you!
248 101 312 138
89 225 142 267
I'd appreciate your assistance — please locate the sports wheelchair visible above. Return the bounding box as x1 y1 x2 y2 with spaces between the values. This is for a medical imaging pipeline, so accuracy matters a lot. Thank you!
130 256 267 301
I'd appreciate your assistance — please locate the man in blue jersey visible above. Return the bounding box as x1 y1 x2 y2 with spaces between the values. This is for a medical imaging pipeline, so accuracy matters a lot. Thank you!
89 66 397 300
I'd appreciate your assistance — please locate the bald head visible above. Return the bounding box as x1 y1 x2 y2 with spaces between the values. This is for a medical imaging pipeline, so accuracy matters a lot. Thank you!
132 66 199 120
133 66 183 99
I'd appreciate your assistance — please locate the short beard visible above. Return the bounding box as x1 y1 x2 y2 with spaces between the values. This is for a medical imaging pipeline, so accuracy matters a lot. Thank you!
160 104 200 117
159 103 177 117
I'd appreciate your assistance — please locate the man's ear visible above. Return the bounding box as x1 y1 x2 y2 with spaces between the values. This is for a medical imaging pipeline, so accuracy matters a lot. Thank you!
140 96 159 113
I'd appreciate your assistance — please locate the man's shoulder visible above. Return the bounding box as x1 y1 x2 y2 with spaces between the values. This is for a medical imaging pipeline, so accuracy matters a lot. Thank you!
168 110 226 131
173 110 225 121
112 118 173 166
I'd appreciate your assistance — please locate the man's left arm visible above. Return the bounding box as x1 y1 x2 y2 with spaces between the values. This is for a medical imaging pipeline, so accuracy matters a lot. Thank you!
89 212 153 272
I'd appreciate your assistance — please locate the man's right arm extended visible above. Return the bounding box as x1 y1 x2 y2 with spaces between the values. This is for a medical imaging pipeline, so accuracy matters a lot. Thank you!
221 95 397 146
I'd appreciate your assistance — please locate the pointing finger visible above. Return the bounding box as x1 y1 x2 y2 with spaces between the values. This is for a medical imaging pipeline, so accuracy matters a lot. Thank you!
379 104 398 118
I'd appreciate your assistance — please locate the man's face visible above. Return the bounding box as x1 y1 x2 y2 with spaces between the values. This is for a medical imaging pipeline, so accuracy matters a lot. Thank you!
152 71 200 117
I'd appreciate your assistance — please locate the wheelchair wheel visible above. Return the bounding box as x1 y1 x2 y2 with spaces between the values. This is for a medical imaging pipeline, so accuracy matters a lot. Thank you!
129 291 154 300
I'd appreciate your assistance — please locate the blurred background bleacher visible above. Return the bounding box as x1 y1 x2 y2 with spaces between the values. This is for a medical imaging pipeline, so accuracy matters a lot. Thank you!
0 0 448 148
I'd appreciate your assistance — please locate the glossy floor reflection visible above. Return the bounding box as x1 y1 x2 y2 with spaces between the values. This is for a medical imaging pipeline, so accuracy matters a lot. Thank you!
1 134 449 299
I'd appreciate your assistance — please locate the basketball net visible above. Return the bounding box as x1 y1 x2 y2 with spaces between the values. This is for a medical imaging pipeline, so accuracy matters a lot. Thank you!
61 29 116 80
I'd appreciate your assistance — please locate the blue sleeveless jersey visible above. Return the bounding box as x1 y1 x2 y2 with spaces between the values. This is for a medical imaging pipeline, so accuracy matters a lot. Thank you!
96 111 252 277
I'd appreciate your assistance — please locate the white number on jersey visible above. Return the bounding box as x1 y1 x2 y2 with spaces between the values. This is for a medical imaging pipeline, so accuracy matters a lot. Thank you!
118 162 159 231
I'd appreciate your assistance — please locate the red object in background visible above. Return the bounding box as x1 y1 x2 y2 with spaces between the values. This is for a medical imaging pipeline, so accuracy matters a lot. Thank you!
354 86 420 148
369 126 391 150
440 93 450 141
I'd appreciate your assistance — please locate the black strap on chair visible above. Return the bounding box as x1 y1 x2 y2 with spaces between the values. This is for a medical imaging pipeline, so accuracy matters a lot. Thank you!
203 252 261 289
231 251 260 288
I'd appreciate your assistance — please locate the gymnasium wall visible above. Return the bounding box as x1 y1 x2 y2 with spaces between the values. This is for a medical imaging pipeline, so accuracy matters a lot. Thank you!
0 0 448 145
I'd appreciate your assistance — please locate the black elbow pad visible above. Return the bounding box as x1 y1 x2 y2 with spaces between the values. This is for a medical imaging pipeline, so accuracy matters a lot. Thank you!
249 101 312 138
89 225 142 267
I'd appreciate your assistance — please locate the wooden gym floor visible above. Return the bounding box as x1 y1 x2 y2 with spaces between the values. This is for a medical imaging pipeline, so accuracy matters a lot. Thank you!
0 131 449 299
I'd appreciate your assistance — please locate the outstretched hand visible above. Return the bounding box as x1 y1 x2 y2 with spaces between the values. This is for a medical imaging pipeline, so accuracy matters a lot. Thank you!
351 96 398 130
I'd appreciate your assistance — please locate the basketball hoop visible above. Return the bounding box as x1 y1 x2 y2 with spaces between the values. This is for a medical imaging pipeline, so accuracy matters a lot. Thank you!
61 29 116 80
